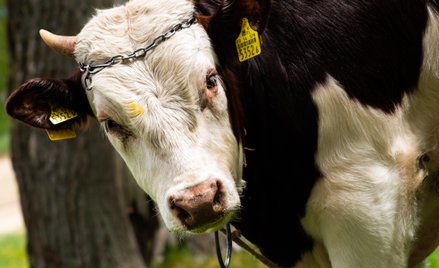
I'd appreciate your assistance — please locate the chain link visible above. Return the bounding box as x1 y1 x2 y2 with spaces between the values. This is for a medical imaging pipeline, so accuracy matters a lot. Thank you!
79 15 196 89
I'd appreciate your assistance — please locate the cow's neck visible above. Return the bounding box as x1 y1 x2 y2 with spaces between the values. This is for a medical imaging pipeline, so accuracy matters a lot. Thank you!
230 28 321 268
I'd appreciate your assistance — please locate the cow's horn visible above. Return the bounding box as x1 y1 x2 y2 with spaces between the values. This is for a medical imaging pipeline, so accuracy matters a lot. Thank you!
39 29 77 57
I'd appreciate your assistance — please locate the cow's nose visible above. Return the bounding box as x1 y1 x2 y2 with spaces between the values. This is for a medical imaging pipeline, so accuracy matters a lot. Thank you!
169 179 226 229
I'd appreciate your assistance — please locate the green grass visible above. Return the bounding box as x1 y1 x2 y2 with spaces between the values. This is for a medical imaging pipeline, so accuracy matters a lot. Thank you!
0 231 439 268
429 247 439 268
151 242 439 268
0 232 265 268
0 232 28 268
152 246 266 268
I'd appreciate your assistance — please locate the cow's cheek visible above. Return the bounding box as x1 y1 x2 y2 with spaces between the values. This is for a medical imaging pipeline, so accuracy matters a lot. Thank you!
105 138 162 202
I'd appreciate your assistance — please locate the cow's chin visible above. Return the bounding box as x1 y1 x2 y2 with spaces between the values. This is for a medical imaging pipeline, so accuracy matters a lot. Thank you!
186 210 237 234
165 208 239 235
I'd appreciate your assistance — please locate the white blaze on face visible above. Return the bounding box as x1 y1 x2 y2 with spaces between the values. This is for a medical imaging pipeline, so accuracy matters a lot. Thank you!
74 0 243 232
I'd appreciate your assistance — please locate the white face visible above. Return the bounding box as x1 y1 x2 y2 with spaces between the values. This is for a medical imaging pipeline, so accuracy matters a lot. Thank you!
74 0 243 233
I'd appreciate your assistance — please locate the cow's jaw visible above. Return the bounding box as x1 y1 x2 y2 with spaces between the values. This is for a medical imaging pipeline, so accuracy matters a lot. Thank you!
74 0 244 233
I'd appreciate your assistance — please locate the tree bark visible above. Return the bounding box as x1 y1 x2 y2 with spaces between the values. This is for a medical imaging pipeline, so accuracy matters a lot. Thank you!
7 1 158 267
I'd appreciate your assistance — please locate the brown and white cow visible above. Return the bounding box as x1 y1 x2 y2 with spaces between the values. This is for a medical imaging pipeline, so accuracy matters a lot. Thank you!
6 0 439 267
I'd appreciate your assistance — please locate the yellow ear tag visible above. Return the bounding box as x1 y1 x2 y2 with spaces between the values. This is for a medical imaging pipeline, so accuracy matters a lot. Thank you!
128 103 144 117
235 18 262 62
47 106 78 141
46 129 77 141
49 106 78 125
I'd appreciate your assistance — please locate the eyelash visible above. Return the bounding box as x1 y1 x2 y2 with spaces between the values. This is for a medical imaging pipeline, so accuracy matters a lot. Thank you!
103 119 120 132
102 119 133 141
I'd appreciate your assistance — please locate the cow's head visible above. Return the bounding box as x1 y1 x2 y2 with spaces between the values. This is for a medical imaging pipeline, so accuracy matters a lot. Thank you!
5 0 270 234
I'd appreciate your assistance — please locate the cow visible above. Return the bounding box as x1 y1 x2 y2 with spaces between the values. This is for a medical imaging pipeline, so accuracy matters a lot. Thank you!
5 0 439 267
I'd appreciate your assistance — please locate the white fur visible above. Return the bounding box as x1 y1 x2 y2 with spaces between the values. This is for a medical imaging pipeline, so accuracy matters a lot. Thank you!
303 76 422 267
300 8 439 267
74 0 243 233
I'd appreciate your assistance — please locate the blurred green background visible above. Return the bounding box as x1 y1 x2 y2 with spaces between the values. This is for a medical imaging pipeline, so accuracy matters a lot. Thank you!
0 0 9 155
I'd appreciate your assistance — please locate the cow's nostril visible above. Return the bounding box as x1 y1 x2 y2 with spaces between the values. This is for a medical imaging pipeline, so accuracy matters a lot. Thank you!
168 179 228 229
179 209 192 223
213 180 225 212
169 197 193 225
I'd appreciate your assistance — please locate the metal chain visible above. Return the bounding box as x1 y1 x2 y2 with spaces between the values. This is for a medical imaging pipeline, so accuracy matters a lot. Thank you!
79 15 196 89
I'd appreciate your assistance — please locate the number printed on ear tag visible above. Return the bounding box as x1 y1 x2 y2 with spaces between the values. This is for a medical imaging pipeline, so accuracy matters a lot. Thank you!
49 106 78 125
235 18 262 62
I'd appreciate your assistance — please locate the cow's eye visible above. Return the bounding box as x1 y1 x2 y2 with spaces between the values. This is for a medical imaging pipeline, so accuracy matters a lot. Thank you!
206 75 218 89
104 119 121 132
103 119 132 139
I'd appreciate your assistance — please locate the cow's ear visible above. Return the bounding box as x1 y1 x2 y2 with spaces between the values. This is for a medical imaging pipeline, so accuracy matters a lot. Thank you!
195 0 271 65
6 71 93 130
195 0 271 32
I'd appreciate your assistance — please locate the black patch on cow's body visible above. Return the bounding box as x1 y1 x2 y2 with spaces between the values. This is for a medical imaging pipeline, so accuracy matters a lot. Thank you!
224 0 429 266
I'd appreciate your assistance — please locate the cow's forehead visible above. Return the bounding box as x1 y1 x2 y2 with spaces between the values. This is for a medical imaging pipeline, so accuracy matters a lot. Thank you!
74 0 203 65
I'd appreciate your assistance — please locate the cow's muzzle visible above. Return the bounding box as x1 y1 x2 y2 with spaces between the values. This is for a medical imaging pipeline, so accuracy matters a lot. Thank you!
168 179 227 230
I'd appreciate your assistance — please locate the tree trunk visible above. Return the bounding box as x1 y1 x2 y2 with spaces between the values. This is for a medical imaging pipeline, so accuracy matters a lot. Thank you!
7 1 158 267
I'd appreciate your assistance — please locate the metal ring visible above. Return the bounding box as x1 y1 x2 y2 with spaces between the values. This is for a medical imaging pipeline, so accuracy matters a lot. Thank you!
215 224 232 268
